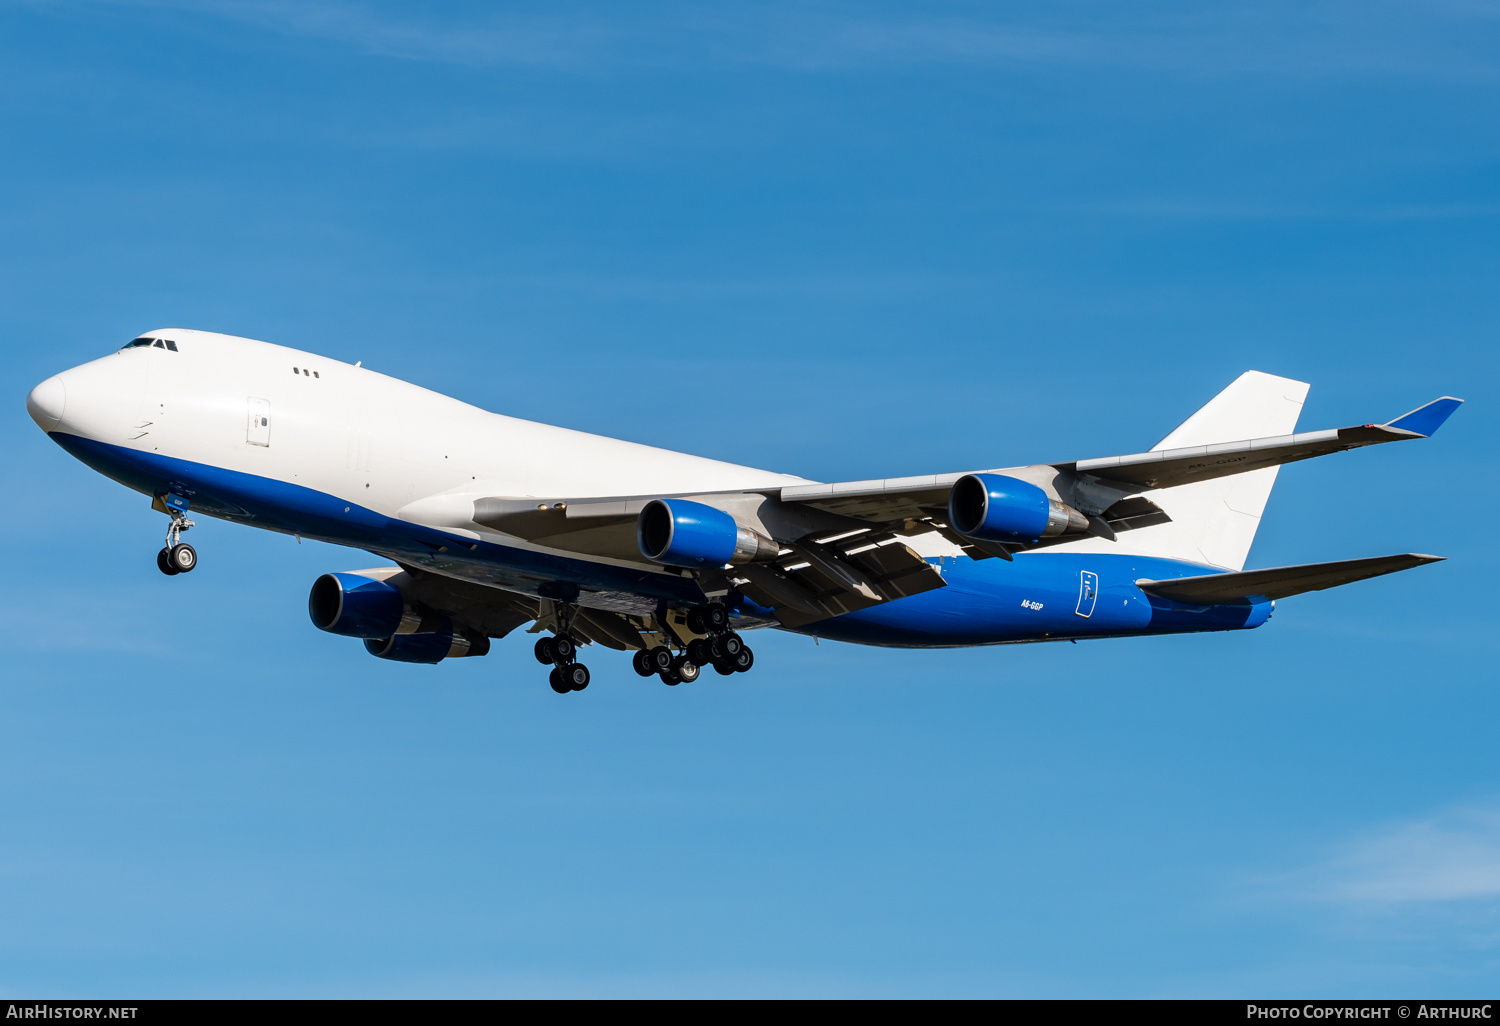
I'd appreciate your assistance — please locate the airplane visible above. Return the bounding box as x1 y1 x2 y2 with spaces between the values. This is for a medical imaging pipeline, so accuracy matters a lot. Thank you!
25 329 1462 694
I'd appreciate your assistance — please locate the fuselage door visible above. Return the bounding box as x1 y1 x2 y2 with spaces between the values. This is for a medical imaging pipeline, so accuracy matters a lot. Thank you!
1075 570 1099 618
246 397 271 447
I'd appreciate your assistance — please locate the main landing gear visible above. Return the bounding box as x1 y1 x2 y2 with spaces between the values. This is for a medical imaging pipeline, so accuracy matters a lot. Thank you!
535 633 591 694
630 602 755 686
538 601 756 694
156 508 197 577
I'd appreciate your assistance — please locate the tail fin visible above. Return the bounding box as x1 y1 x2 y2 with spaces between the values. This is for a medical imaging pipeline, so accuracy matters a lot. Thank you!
1106 371 1309 570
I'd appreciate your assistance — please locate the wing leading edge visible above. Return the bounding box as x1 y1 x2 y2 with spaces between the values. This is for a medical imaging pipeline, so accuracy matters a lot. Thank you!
1060 396 1464 491
776 395 1463 524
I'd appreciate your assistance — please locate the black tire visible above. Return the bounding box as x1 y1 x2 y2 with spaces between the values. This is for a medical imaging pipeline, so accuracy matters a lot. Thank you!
565 663 590 691
672 655 700 683
713 659 735 676
733 647 754 672
552 635 576 664
660 671 679 686
534 637 556 665
685 607 708 634
720 632 744 658
157 548 180 576
687 638 713 665
704 603 729 631
169 543 196 573
632 650 655 677
646 646 673 673
549 667 570 694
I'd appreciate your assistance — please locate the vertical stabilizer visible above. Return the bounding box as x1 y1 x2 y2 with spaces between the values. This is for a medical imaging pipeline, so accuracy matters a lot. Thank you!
1057 371 1309 570
1148 371 1309 570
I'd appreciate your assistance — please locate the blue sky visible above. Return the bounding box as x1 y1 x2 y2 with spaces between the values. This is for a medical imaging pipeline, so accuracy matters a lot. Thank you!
2 0 1498 997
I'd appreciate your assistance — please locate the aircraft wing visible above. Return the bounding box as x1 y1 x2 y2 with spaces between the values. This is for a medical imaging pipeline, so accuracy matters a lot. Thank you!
730 530 946 628
454 396 1459 622
1059 397 1464 491
470 496 947 628
775 397 1464 522
1136 552 1443 604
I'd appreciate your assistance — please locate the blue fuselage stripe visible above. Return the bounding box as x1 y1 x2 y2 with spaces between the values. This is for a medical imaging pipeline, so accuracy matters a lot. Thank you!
52 432 1270 646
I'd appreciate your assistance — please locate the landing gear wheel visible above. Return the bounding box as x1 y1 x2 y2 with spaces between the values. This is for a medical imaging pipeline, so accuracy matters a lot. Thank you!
632 650 656 677
686 607 708 634
551 635 576 664
719 632 744 658
564 663 590 691
549 667 570 694
534 637 556 665
671 655 700 683
169 543 196 573
704 603 730 632
660 671 680 686
645 647 673 674
731 647 754 672
712 659 735 676
687 638 713 665
156 548 180 576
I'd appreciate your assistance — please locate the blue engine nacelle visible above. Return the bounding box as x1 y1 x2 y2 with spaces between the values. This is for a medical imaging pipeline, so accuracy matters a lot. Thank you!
308 572 408 638
948 473 1089 544
310 572 490 663
636 498 779 568
363 621 490 664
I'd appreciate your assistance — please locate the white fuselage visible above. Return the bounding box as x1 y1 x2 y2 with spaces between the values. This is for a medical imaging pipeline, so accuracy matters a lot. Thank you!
36 329 814 568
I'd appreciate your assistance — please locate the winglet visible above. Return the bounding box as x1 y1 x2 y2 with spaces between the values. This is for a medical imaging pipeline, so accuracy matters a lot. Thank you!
1385 396 1464 437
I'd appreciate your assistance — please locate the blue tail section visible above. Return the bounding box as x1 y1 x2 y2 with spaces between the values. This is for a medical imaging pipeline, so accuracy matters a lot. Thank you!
780 552 1272 648
1386 396 1463 437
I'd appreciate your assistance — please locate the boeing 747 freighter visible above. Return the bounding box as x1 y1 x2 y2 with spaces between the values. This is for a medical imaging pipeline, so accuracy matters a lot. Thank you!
26 330 1461 692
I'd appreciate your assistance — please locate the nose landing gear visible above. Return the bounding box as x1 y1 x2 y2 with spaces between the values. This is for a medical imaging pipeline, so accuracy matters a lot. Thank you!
156 507 197 576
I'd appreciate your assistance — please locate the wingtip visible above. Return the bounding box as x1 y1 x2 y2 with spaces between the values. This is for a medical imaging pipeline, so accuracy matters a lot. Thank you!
1384 396 1464 437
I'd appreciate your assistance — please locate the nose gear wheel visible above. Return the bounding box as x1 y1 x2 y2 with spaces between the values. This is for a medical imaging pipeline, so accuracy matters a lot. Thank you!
156 504 197 576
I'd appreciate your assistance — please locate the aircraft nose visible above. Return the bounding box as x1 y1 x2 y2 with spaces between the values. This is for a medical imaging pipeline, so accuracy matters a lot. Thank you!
26 374 67 433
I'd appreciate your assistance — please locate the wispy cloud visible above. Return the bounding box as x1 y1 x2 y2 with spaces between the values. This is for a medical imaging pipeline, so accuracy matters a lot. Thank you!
27 0 1500 81
1287 802 1500 905
1078 199 1500 222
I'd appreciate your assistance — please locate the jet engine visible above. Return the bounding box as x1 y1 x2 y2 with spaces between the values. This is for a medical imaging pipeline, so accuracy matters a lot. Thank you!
310 572 490 664
308 572 409 638
948 473 1089 544
308 571 448 637
636 498 779 568
363 621 490 664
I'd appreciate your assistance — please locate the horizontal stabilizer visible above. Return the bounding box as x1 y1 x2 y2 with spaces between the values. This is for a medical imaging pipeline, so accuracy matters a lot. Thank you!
1136 553 1444 605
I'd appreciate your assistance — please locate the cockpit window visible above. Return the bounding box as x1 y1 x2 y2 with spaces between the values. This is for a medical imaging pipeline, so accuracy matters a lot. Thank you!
123 337 155 349
121 337 179 352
